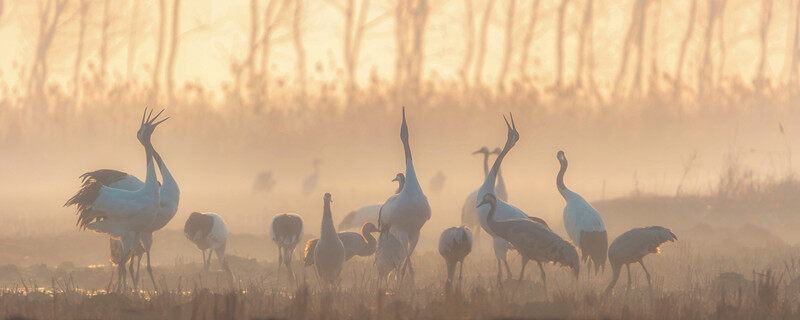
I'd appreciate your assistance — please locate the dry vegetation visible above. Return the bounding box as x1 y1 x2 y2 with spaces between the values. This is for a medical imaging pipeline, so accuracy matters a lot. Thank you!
2 0 800 319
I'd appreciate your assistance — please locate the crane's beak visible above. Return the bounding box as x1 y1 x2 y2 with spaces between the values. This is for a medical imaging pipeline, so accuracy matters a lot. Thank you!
392 176 399 182
471 149 483 155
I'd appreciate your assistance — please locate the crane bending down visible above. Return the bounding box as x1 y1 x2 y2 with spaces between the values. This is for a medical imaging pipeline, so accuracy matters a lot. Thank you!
604 226 677 295
475 114 548 283
557 150 608 275
438 226 473 292
313 193 346 286
79 113 180 291
65 109 166 292
338 173 404 230
184 212 233 280
304 222 378 265
378 107 431 281
270 213 304 281
478 193 579 292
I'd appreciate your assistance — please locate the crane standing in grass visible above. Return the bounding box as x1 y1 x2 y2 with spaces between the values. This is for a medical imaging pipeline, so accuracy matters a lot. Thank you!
270 213 304 281
184 212 233 281
313 193 345 286
557 150 608 275
604 226 677 296
378 108 431 281
438 226 473 292
338 173 404 230
304 222 378 265
478 193 579 293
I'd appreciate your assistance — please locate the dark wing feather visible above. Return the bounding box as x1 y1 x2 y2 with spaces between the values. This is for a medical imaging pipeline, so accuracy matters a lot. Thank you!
79 169 128 186
64 178 103 229
303 238 318 265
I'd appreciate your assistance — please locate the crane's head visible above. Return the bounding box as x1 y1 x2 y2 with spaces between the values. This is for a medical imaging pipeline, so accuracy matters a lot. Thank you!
323 192 333 203
472 147 490 155
476 193 497 209
362 222 379 234
137 107 169 146
502 113 519 149
400 107 409 144
392 173 404 183
491 147 502 155
556 150 567 164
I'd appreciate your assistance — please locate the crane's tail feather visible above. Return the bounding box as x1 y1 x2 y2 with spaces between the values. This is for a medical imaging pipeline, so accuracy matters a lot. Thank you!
303 238 318 266
64 178 104 229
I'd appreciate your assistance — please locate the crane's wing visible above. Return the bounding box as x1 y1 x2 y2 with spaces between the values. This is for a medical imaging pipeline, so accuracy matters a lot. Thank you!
505 222 578 268
207 215 228 246
66 178 152 228
339 204 380 230
563 191 605 245
303 238 318 265
80 169 144 191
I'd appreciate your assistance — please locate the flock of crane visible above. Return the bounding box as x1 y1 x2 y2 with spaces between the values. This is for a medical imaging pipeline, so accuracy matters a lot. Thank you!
65 107 677 296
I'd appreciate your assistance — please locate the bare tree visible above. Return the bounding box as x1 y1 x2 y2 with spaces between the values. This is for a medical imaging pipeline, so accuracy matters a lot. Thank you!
27 0 68 110
612 0 648 99
151 0 166 101
472 0 494 87
789 0 800 87
99 0 111 86
673 0 697 98
459 0 475 88
394 0 429 98
257 0 290 110
337 0 372 101
73 0 89 108
715 0 727 89
518 0 540 83
165 0 181 105
496 0 515 92
126 0 141 81
292 0 307 104
555 0 570 91
575 0 601 102
647 0 661 96
755 0 773 88
698 0 725 98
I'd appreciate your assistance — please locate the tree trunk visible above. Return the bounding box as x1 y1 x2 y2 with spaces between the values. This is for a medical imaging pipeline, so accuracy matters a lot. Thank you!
472 0 495 86
673 0 697 98
99 0 110 87
73 0 89 109
151 0 167 102
497 0 515 92
519 0 540 83
127 0 141 81
756 0 773 87
166 0 181 106
555 0 570 91
789 0 800 87
292 0 307 104
459 0 475 88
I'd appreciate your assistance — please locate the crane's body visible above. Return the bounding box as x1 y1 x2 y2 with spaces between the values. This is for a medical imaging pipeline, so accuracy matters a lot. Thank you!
304 222 378 265
338 174 404 230
314 193 345 286
604 226 677 295
271 213 304 281
185 212 233 281
438 226 473 291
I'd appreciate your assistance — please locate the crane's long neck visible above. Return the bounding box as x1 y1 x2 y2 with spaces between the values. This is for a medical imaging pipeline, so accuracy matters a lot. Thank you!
395 176 405 194
480 143 512 195
152 149 179 200
482 153 489 177
496 166 506 196
142 142 158 192
403 145 421 194
362 226 377 252
485 201 505 239
321 200 337 239
557 159 569 198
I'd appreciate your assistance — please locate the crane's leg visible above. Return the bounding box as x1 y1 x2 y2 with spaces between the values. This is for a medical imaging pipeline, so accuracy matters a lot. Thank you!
129 259 138 293
519 258 529 281
496 259 503 285
503 259 513 280
288 246 296 283
205 249 214 271
135 254 144 287
277 246 283 280
458 260 464 287
445 260 455 293
201 250 207 270
626 263 632 292
107 266 115 292
146 252 158 291
538 262 547 294
492 237 511 281
119 262 127 291
217 244 234 283
604 264 621 296
639 260 652 297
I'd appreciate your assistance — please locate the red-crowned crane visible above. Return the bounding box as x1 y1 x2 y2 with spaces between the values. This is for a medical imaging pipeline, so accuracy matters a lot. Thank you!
338 173 404 230
313 193 345 287
378 107 431 281
184 212 233 281
461 147 494 243
478 193 579 293
375 224 407 287
65 109 166 291
438 226 473 292
303 222 378 266
604 226 677 296
270 213 303 281
557 150 608 275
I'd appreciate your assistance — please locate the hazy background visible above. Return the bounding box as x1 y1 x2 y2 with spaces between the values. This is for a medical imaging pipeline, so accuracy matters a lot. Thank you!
0 0 799 266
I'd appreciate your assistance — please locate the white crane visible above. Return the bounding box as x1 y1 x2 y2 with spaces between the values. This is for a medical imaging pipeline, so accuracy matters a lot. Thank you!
438 226 473 292
79 120 180 291
338 173 404 230
478 193 579 292
461 147 493 239
475 114 548 282
604 226 677 296
304 222 378 265
302 158 321 195
378 107 431 280
270 213 304 281
313 193 345 286
65 109 165 291
491 147 509 201
557 150 608 274
375 225 407 287
184 211 233 280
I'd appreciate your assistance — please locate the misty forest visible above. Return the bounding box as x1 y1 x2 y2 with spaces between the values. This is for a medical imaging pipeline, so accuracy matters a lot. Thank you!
2 0 800 319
